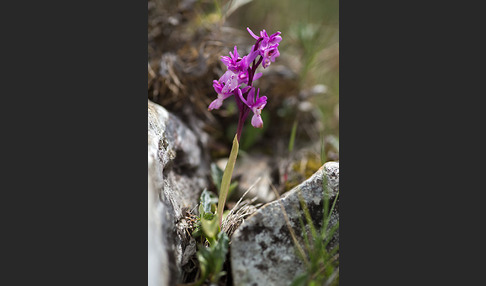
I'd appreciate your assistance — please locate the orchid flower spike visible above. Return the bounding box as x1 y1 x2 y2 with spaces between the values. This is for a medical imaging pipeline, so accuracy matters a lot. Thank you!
208 27 281 138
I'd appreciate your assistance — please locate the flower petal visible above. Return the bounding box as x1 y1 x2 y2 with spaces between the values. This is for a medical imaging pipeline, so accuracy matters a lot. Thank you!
262 58 271 68
231 46 239 60
219 70 232 83
251 114 263 128
254 95 267 110
247 27 259 40
246 87 256 106
253 72 263 81
237 70 249 84
221 56 232 67
240 86 251 94
208 98 223 110
246 49 259 65
222 72 239 94
237 88 248 105
269 32 282 45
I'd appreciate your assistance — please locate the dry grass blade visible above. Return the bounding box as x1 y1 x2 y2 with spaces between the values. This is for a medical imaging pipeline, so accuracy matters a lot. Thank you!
222 202 260 238
224 176 261 219
221 176 262 237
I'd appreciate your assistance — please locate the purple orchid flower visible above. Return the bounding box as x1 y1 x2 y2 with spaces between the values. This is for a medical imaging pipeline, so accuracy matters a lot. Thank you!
221 46 251 82
219 70 239 94
247 28 282 48
208 79 234 110
208 28 281 140
247 27 282 68
237 87 267 128
261 46 280 68
221 46 242 72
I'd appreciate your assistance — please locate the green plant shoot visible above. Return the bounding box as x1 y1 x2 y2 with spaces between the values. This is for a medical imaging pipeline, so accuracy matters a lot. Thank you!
210 163 238 197
217 134 239 227
289 119 298 152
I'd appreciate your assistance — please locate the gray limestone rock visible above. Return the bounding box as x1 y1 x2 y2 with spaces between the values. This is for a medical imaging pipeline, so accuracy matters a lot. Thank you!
230 162 339 286
148 100 209 286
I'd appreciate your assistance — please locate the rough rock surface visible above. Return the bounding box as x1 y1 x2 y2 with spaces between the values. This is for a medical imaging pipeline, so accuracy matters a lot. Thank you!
230 162 339 286
148 100 209 286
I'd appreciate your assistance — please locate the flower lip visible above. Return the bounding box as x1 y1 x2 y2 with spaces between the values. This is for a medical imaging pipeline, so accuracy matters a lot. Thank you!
251 113 264 128
208 92 232 110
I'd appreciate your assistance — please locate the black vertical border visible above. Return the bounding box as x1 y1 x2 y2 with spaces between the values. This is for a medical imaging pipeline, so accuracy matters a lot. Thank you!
37 1 150 284
340 1 485 285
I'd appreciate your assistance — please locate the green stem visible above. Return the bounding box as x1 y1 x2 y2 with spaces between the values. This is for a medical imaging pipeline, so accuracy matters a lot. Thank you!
217 134 239 228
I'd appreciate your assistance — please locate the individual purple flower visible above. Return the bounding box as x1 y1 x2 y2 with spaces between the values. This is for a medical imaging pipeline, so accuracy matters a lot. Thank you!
237 87 267 128
247 28 282 47
221 46 256 86
247 27 282 68
221 46 241 72
236 69 249 85
208 79 233 110
261 46 280 68
219 70 239 94
221 46 249 73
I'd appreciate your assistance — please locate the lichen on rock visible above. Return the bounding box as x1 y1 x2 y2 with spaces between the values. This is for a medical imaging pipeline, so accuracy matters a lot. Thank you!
230 162 339 286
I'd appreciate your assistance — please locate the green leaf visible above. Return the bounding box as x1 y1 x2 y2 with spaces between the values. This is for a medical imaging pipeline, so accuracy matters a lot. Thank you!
320 134 327 164
289 119 298 153
201 213 219 243
191 217 202 238
202 212 215 220
322 223 339 250
191 227 202 238
290 273 309 286
210 163 224 192
299 193 317 239
196 247 210 280
210 232 229 283
322 192 339 235
297 214 312 255
195 232 230 285
217 134 239 227
227 181 238 199
200 188 212 215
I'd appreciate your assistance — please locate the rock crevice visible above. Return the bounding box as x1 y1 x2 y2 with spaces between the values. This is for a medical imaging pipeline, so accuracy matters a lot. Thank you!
148 100 209 286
